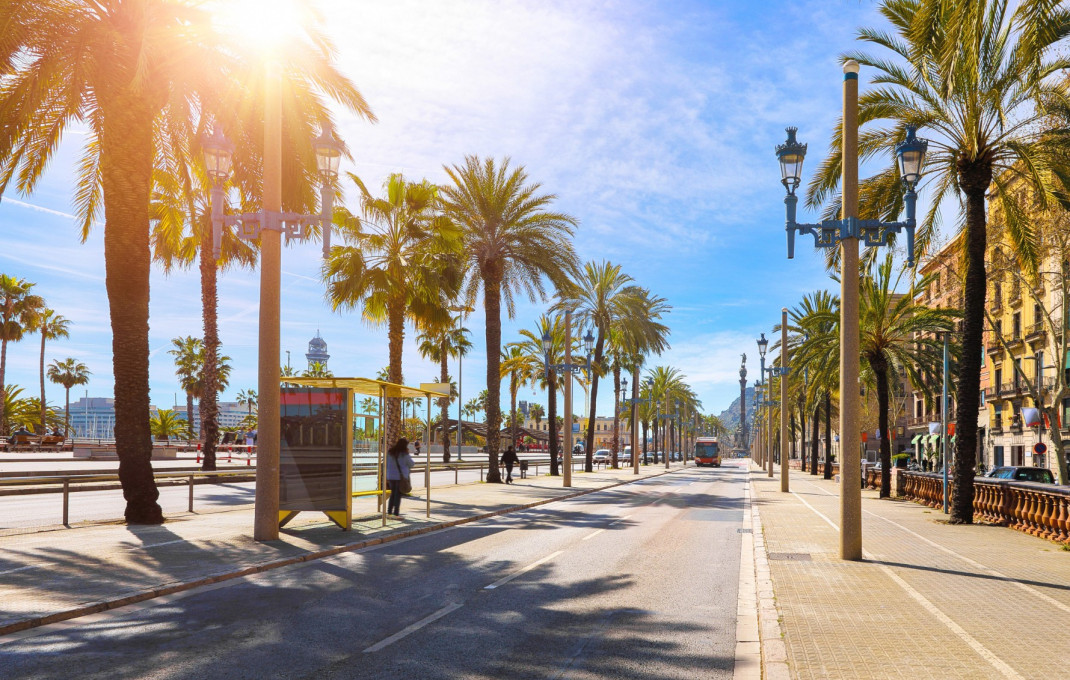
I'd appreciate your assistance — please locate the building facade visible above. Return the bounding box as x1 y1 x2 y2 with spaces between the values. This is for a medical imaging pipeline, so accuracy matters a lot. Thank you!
63 397 159 440
174 401 252 437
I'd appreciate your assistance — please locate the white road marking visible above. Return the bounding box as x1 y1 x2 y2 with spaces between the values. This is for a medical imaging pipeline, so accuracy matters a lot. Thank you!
796 478 1070 615
483 550 563 590
362 602 463 653
610 515 632 525
788 484 1024 680
0 562 54 576
581 529 605 541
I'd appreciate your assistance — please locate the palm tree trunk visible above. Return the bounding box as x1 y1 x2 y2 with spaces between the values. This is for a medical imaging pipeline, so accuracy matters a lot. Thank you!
871 352 892 497
790 411 796 464
439 343 450 463
951 175 991 523
824 391 832 480
386 301 405 448
642 420 649 463
199 230 219 472
64 386 71 438
482 269 503 483
0 336 7 435
799 399 807 472
186 391 195 442
611 365 621 468
101 94 162 524
510 374 518 450
39 329 47 433
548 374 559 476
810 403 820 476
584 332 606 472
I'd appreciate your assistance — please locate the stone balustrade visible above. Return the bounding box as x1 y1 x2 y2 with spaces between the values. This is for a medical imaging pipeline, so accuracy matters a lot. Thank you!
899 471 1070 544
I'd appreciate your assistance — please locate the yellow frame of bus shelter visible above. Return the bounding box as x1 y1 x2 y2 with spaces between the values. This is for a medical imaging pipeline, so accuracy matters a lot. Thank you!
280 377 449 527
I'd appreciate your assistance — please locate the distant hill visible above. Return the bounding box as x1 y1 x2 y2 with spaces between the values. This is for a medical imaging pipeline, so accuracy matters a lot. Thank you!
716 385 754 446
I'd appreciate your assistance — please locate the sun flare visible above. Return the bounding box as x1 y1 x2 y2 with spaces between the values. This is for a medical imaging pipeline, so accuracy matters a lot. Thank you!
211 0 311 49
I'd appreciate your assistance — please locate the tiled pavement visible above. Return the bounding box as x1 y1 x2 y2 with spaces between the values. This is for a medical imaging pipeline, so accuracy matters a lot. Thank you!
0 464 677 636
748 463 1070 679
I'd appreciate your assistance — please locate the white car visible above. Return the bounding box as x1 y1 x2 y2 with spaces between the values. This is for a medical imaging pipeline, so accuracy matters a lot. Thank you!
620 447 632 464
593 449 611 464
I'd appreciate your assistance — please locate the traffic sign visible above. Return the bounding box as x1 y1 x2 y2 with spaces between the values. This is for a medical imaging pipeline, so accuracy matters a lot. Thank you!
1033 442 1047 455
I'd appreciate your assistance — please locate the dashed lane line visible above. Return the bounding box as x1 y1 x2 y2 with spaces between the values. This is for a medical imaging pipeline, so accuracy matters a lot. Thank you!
362 603 463 653
483 551 564 590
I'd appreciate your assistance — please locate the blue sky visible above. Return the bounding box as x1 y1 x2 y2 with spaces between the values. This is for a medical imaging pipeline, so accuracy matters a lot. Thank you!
0 0 896 419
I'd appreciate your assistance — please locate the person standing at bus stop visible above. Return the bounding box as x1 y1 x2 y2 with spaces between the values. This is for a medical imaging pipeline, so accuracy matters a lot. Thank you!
386 438 414 516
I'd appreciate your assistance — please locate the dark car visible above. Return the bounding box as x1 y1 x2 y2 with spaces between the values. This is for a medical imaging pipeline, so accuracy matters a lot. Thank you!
986 466 1055 484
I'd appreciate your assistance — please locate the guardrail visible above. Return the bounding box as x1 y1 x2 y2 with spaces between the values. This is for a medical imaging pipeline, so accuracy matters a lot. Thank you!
0 456 619 527
898 471 1070 544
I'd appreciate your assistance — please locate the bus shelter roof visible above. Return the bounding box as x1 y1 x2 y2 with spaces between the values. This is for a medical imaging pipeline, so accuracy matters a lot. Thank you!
280 376 448 399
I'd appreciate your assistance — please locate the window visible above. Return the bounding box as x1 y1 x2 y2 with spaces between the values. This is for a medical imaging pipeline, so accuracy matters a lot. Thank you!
1034 303 1043 325
995 367 1002 389
994 403 1003 427
1013 312 1021 338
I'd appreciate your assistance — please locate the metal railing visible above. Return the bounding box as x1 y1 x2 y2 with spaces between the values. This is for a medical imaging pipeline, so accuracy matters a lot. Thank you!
899 471 1069 544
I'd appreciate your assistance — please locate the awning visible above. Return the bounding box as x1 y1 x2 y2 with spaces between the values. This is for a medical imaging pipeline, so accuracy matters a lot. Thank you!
280 376 449 399
910 434 924 446
927 434 941 445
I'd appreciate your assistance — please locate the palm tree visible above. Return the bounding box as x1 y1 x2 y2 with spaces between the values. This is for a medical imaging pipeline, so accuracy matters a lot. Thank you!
441 156 579 483
302 362 333 378
807 0 1070 522
858 256 958 496
0 275 44 435
236 389 258 416
612 288 670 468
516 315 569 475
325 173 463 448
529 403 545 429
29 309 70 432
417 315 471 462
0 0 374 524
47 358 91 438
501 344 537 450
169 336 203 442
150 409 186 444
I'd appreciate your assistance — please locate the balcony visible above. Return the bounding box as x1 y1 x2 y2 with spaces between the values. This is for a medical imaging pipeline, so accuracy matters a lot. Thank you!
1025 321 1046 342
987 339 1004 356
990 421 1003 435
1010 417 1023 434
1008 286 1022 306
1005 331 1025 351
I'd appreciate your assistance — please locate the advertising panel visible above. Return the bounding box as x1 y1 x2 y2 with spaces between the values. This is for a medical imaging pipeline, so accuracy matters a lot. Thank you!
279 387 352 529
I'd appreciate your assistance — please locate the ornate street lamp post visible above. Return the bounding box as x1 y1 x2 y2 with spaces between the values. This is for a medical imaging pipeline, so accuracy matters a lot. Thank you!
204 121 340 542
776 60 928 559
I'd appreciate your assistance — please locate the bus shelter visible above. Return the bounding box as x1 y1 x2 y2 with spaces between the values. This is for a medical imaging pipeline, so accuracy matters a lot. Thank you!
280 376 449 527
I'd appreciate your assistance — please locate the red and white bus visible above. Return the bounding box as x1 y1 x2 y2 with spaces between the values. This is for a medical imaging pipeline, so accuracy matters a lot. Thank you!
694 437 721 467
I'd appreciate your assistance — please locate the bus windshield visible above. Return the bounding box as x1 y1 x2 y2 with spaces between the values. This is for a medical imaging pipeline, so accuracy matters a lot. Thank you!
695 441 719 457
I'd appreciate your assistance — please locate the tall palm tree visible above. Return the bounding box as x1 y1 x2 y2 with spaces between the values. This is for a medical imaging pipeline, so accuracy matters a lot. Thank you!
789 291 840 478
47 358 91 438
236 389 258 416
416 315 471 462
529 403 545 430
0 275 44 435
150 409 186 444
858 256 958 496
0 0 374 523
29 309 70 433
501 344 537 450
169 336 203 442
302 361 333 378
441 156 579 483
516 315 569 475
325 173 463 448
807 0 1070 522
559 261 647 471
613 288 670 468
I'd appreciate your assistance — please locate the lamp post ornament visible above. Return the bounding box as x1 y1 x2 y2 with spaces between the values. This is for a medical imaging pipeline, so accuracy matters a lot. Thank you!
776 60 928 559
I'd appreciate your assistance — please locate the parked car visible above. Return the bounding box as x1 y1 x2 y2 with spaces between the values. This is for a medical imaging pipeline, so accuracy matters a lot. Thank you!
619 447 632 464
593 449 611 464
986 466 1055 484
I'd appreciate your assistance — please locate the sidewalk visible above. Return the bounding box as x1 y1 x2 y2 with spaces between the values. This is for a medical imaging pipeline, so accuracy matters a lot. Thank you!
0 463 678 637
747 463 1070 679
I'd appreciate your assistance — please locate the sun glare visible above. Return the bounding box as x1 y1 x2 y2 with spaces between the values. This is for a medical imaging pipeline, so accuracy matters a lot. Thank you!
212 0 309 50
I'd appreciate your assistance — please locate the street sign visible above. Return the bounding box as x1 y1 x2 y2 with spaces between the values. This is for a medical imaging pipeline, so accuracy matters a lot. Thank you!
1034 442 1047 455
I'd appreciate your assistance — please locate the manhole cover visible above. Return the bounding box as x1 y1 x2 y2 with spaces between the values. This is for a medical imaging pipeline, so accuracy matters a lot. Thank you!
768 552 812 561
737 528 753 533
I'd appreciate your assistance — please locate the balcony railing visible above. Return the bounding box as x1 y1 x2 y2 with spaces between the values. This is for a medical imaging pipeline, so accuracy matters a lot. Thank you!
899 472 1069 545
1026 322 1046 340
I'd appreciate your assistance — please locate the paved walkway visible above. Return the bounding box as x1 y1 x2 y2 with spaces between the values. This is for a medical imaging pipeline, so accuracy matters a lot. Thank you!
747 463 1070 679
0 464 678 636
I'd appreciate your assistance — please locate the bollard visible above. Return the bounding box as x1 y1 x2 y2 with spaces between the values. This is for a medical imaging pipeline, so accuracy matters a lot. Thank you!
189 475 195 512
62 479 69 526
480 465 483 482
455 466 458 485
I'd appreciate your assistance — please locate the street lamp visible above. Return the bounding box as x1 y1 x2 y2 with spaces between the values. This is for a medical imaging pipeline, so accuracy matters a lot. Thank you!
757 332 769 470
542 313 594 487
205 121 340 542
777 60 929 560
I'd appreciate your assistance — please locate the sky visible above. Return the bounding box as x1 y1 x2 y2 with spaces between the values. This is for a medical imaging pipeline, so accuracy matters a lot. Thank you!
0 0 900 421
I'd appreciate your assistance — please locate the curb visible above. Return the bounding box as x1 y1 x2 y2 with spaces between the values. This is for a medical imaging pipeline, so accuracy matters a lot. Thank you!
0 468 678 638
748 466 792 680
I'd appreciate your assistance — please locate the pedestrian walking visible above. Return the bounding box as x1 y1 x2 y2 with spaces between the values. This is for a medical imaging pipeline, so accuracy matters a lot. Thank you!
413 440 422 460
386 437 414 516
501 445 519 484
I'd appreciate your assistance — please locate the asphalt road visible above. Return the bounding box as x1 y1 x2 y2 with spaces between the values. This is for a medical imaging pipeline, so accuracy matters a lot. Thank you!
0 465 745 679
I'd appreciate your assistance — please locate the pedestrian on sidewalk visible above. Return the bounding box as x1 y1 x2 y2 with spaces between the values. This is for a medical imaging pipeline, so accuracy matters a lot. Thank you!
501 445 519 484
386 437 414 516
